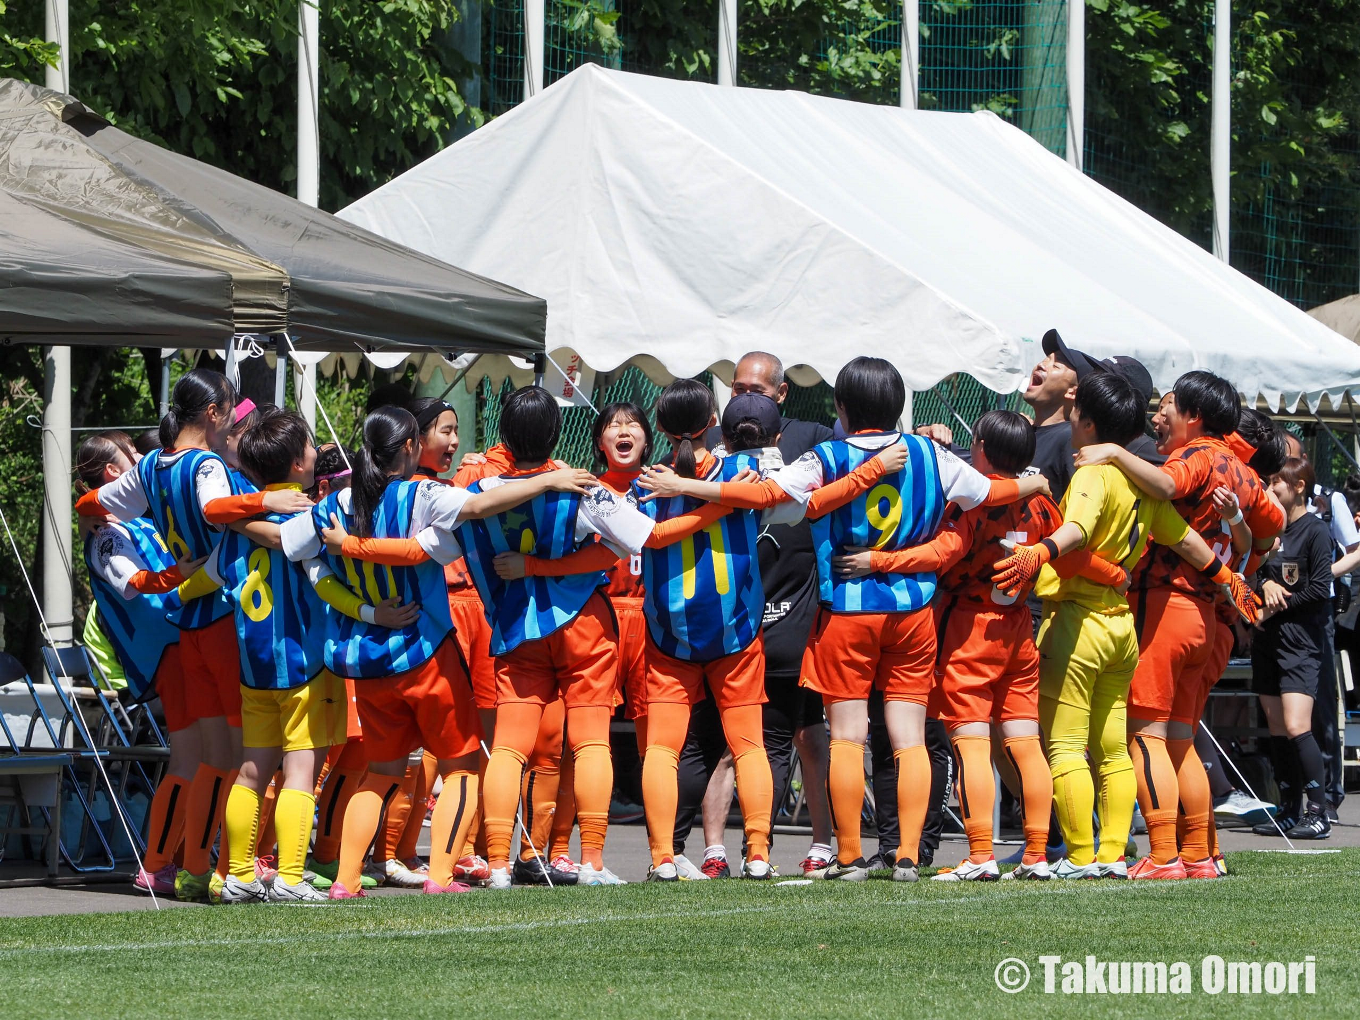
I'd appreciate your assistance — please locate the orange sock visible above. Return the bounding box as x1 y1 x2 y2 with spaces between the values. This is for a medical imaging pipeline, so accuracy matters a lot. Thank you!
377 766 418 862
549 745 576 860
894 745 930 867
722 705 771 861
827 738 865 865
142 774 188 872
569 706 614 869
337 773 404 893
1130 733 1179 864
1001 734 1052 865
469 755 489 859
427 770 479 886
642 702 689 867
312 767 364 865
396 752 438 862
256 774 280 857
483 701 545 869
521 699 565 862
182 764 231 876
1168 737 1212 863
951 736 995 863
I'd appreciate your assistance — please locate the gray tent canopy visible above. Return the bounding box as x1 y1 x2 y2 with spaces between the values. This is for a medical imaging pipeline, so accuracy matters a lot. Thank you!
0 78 546 355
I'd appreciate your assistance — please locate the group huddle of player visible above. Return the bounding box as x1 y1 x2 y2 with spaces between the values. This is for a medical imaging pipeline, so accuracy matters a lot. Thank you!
74 336 1315 902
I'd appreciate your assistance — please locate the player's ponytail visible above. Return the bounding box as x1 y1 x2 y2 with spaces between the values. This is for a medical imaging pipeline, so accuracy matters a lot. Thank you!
74 431 138 493
655 378 716 479
351 406 419 538
160 368 236 448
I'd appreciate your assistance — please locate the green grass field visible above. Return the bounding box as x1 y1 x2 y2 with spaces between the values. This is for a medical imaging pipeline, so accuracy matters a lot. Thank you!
1 850 1354 1019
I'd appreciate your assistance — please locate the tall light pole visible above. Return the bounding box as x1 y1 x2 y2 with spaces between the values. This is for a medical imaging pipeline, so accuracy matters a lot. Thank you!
1065 0 1084 170
525 0 545 97
1211 0 1230 261
900 1 919 109
295 1 320 428
718 0 737 87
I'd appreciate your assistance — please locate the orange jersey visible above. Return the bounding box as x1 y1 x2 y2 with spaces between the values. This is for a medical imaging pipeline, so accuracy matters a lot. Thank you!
598 468 646 601
937 491 1062 604
1131 436 1281 601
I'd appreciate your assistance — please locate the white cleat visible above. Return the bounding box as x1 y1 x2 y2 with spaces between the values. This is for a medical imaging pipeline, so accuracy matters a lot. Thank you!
931 858 1000 882
1096 858 1129 880
488 867 513 890
269 875 329 902
383 857 429 888
672 854 707 881
577 863 627 886
1050 858 1102 880
891 863 920 883
742 858 772 880
646 862 679 882
219 875 269 905
1000 860 1052 881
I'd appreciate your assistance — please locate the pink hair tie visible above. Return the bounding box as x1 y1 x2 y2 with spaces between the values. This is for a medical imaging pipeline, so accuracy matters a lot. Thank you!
316 468 352 483
233 398 257 425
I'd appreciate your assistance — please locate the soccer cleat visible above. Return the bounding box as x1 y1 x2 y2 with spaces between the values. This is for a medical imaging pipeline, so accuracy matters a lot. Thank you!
209 872 225 904
1212 853 1228 877
1285 812 1331 840
174 868 213 902
1252 816 1295 837
269 875 329 902
1128 856 1187 880
1050 858 1102 880
1000 860 1052 881
488 867 513 890
513 855 580 887
219 874 269 905
255 854 279 884
549 854 582 878
891 860 920 883
133 863 177 895
327 881 366 900
672 854 707 881
422 878 472 895
864 852 895 872
454 855 491 884
742 858 772 880
1214 790 1277 827
307 857 336 890
1182 857 1220 880
577 863 627 886
823 858 869 882
1096 858 1128 880
701 856 731 880
931 858 999 882
800 855 831 878
647 862 679 882
362 859 387 887
383 857 428 889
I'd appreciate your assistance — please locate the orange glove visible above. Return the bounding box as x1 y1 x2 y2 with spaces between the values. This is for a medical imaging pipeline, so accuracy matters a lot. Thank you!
992 538 1058 597
1203 560 1261 624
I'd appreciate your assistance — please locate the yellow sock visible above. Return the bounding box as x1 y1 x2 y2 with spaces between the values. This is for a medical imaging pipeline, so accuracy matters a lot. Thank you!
274 789 315 886
1051 758 1095 866
223 784 261 883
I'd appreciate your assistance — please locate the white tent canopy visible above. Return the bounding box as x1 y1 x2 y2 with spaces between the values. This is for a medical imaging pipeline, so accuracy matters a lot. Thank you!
342 64 1360 410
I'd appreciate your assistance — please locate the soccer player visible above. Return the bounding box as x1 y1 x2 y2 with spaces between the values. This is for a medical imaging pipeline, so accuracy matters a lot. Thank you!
642 359 1047 881
76 431 189 894
993 371 1259 879
1252 456 1334 840
1072 371 1284 878
279 404 598 898
75 369 312 901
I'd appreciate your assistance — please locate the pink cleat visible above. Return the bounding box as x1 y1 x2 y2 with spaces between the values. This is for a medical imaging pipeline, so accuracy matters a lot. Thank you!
422 878 472 895
133 863 178 895
327 882 366 900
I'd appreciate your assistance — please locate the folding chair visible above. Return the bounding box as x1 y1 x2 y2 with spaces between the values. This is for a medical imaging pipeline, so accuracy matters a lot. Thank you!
0 651 119 872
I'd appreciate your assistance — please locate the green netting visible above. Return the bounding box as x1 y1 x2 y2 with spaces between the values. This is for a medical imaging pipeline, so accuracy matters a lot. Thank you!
920 0 1068 155
483 0 525 115
545 0 622 84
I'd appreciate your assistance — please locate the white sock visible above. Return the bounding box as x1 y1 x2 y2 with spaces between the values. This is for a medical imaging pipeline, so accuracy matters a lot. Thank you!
808 843 833 862
704 844 727 862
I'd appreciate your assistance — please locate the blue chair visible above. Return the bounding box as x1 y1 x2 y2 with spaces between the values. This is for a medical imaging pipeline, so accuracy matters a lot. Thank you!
0 652 75 878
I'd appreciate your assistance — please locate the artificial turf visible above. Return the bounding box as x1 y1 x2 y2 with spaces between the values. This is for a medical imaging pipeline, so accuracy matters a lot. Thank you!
0 850 1354 1019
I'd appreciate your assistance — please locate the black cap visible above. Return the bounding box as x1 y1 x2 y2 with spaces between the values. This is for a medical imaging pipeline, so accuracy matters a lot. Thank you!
1099 355 1155 407
722 393 782 442
1041 328 1101 381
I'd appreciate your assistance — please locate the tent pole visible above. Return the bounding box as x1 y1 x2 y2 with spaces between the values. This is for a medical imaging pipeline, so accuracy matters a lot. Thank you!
718 0 738 87
1065 0 1084 171
159 352 171 415
525 0 545 98
45 0 68 93
41 348 73 647
297 1 321 427
1211 0 1230 262
900 0 919 110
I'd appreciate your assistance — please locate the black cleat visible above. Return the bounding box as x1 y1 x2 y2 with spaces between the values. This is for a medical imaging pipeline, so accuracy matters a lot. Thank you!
1285 812 1331 841
512 856 580 886
1252 815 1295 837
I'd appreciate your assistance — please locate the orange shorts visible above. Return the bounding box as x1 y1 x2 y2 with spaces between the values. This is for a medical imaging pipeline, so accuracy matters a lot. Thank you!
932 599 1040 726
1128 589 1215 724
493 593 619 709
450 590 496 711
646 634 767 711
803 606 936 704
343 676 363 741
353 638 481 764
153 643 191 733
179 615 242 727
332 735 368 772
1171 618 1235 726
615 599 649 720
